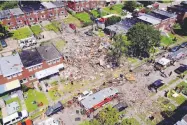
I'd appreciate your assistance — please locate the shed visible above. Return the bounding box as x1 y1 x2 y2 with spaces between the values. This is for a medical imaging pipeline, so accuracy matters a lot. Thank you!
158 58 171 66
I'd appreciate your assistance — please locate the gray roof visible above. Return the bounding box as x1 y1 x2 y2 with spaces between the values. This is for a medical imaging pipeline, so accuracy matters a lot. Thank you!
37 44 61 61
105 18 140 34
80 87 118 110
0 10 11 19
52 1 66 7
41 2 56 9
9 8 24 16
175 114 187 125
0 53 23 77
153 10 177 18
138 13 161 25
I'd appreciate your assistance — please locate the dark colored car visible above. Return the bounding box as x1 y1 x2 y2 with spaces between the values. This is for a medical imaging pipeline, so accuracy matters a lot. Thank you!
113 102 128 112
148 79 164 91
45 101 64 116
174 65 187 74
180 42 187 48
0 40 7 48
169 46 180 52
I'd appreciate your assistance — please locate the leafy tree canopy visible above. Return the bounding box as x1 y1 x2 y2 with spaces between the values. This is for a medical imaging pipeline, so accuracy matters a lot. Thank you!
124 1 138 12
0 1 18 10
127 23 161 57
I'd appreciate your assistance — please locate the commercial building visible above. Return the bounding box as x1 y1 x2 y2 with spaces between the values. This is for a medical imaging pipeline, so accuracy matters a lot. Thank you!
80 87 118 114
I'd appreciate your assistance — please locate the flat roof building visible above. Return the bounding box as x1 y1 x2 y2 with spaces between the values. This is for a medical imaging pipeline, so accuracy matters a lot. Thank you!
36 44 61 62
19 1 45 13
175 114 187 125
80 87 118 111
19 48 43 68
0 53 23 77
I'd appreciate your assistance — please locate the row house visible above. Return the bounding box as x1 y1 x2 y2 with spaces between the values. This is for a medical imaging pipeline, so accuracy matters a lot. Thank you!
137 9 177 30
67 0 106 12
0 1 67 29
1 8 25 29
167 1 187 22
0 44 64 87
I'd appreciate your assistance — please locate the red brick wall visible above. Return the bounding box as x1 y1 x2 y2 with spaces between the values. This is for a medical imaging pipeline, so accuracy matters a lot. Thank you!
0 57 64 85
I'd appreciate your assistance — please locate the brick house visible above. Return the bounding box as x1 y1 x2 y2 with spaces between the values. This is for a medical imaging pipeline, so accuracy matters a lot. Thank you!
167 2 187 22
52 1 68 17
137 10 176 30
67 0 106 12
0 44 64 87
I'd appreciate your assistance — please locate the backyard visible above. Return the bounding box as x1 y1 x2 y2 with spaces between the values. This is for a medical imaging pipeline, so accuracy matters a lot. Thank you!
167 90 186 105
44 23 59 33
102 4 124 15
48 87 63 101
30 25 42 35
74 12 92 24
53 40 66 52
5 97 22 112
63 14 82 28
24 89 49 112
11 27 33 40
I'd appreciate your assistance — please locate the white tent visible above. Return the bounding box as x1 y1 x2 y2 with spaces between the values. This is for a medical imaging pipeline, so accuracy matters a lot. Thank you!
158 58 171 66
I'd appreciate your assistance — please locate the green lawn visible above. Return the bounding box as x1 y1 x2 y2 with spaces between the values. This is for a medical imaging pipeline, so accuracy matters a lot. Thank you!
53 40 66 51
91 10 108 18
168 90 186 105
30 25 42 35
74 12 92 23
5 97 22 112
24 89 49 112
45 23 59 32
11 27 33 40
63 14 82 28
161 35 174 46
127 57 138 64
48 88 63 101
157 97 176 111
102 4 124 15
122 118 140 125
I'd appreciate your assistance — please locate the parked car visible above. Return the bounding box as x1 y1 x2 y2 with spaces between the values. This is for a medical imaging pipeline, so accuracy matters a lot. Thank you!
78 90 93 101
174 65 187 74
148 79 164 91
0 39 7 48
45 101 64 117
180 42 187 48
169 46 180 52
113 102 128 112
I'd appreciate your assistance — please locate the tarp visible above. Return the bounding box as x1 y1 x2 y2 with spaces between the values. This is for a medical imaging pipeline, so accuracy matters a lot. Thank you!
35 64 64 80
0 80 20 94
5 80 20 92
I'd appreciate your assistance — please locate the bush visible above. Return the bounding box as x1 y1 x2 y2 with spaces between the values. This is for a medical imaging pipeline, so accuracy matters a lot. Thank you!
105 16 121 26
172 23 181 29
82 22 93 27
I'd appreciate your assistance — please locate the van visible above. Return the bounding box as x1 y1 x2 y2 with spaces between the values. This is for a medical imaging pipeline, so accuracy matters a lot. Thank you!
2 110 28 125
45 102 64 117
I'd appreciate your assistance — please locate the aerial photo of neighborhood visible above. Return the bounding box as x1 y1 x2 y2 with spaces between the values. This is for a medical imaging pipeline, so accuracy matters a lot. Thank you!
2 0 187 125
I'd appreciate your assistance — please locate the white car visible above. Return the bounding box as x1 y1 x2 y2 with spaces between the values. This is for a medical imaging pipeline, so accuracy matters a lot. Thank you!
78 90 93 101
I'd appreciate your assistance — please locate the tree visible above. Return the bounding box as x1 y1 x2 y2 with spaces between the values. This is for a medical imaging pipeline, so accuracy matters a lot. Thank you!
0 22 9 39
105 16 121 26
127 23 161 57
1 1 18 10
181 17 187 34
80 120 100 125
121 118 140 125
108 34 130 65
124 1 138 12
96 105 119 125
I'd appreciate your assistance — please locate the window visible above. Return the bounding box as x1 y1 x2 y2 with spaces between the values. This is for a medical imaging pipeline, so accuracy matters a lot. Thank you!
53 60 56 64
48 62 52 65
38 65 42 68
28 68 33 72
7 76 12 79
7 22 10 25
30 18 33 21
61 11 64 14
18 72 22 76
20 80 23 83
57 59 60 62
26 13 30 16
